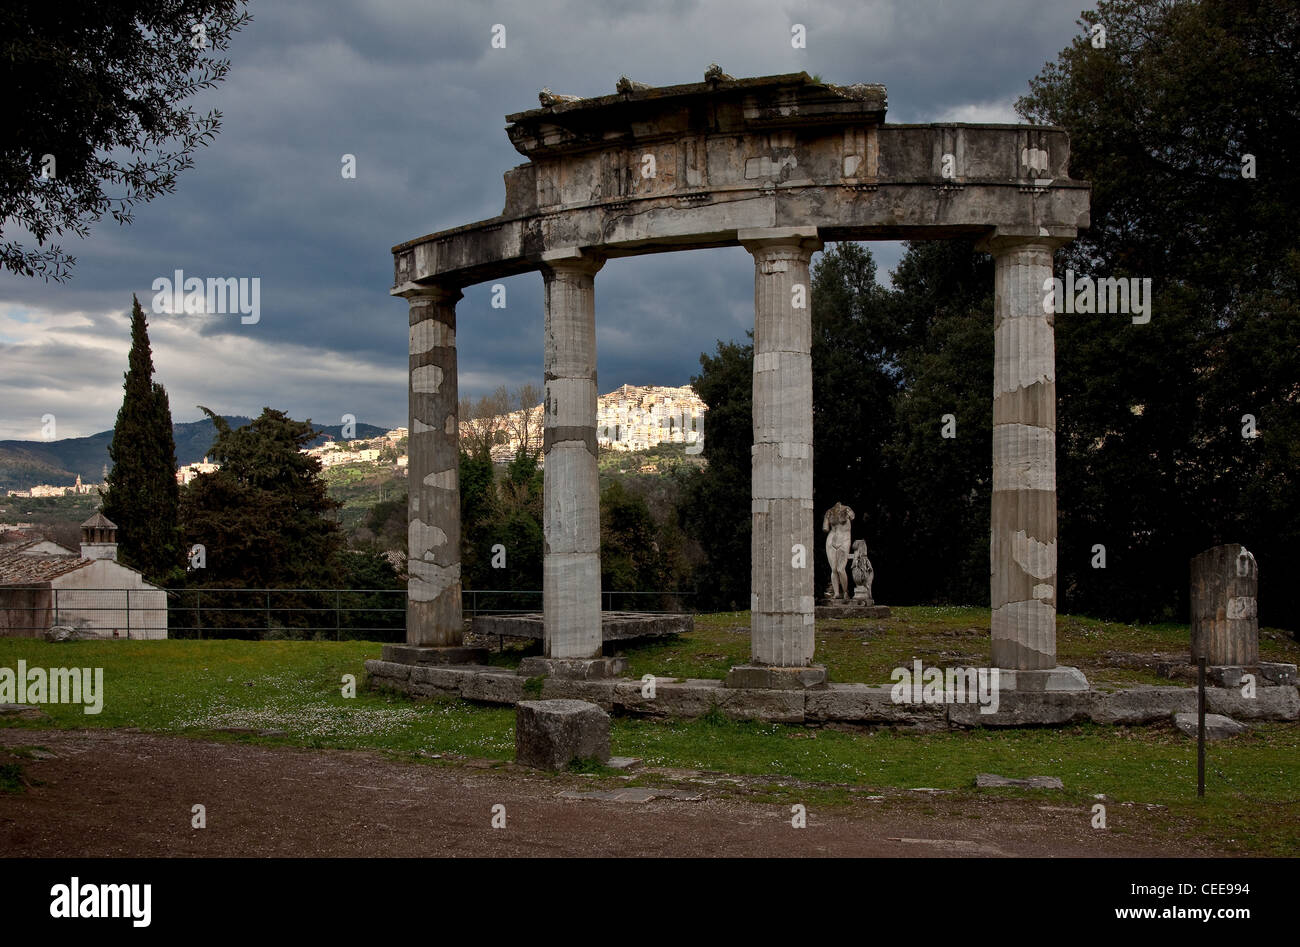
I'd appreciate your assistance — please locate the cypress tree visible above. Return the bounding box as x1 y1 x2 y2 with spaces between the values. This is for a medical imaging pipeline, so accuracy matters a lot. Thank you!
101 295 182 583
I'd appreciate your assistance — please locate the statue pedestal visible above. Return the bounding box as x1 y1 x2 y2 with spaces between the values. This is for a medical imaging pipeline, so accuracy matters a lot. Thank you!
815 602 891 620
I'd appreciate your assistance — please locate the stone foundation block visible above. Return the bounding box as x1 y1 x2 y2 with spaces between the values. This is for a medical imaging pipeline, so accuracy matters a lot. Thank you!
715 688 805 723
950 690 1095 727
381 644 489 666
515 699 611 770
539 677 617 708
460 671 526 704
518 656 628 680
805 684 946 728
364 659 412 683
1205 685 1299 721
1259 662 1298 686
1211 663 1299 688
1173 712 1250 739
725 664 827 690
1091 687 1196 725
410 665 464 692
998 666 1089 692
613 678 724 717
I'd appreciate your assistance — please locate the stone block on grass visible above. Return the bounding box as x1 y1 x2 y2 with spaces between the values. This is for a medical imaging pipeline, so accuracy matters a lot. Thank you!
1173 712 1249 740
515 699 610 770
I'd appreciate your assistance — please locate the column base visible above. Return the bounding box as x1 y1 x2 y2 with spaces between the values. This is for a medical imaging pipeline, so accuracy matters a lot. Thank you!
997 666 1089 692
725 664 827 690
518 656 627 680
381 644 488 666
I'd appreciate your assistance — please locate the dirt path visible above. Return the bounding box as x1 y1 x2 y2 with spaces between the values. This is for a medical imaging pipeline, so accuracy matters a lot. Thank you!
0 729 1213 857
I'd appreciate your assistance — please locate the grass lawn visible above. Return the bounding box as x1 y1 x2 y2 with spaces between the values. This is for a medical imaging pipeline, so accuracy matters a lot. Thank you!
2 608 1298 854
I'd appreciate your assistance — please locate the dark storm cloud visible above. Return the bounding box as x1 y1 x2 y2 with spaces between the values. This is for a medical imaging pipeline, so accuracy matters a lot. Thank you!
0 0 1088 438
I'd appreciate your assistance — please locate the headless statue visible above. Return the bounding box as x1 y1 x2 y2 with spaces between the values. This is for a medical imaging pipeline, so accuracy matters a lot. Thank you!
822 502 854 602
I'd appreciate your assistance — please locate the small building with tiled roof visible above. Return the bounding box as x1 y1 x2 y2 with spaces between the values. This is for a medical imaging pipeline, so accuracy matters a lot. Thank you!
0 515 167 639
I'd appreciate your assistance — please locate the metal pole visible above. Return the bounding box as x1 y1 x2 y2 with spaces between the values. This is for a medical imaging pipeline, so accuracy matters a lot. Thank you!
196 588 202 639
336 589 341 641
1197 656 1206 798
266 590 272 634
126 588 131 639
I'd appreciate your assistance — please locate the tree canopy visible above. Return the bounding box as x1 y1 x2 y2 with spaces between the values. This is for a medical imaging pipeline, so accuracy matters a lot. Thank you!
0 1 251 280
179 407 344 590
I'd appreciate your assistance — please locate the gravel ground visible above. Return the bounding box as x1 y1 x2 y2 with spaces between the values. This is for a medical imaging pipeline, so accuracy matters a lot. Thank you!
0 728 1218 858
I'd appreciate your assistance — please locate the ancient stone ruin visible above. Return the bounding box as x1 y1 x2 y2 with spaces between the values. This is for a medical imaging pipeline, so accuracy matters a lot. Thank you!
387 69 1092 691
817 502 888 619
822 501 854 602
1190 543 1259 667
851 540 874 604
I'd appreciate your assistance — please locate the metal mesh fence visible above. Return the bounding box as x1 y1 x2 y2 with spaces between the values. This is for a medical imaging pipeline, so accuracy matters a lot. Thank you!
0 587 694 640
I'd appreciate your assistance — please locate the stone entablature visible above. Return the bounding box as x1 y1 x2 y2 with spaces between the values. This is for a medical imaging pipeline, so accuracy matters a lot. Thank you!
393 73 1087 287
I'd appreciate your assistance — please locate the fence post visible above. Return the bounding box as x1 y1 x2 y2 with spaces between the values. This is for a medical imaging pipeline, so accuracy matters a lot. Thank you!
126 588 131 640
266 590 272 634
336 589 341 641
197 588 202 640
1197 656 1206 798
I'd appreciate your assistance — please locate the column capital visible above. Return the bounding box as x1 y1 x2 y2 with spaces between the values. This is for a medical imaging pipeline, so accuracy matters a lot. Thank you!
738 227 823 256
540 247 605 277
976 227 1076 257
392 280 463 303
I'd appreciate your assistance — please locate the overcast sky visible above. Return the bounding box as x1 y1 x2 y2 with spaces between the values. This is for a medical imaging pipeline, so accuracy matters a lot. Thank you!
0 0 1091 440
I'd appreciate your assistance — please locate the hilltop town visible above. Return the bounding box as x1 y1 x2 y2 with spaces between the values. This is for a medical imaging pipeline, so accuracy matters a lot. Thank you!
2 385 708 504
469 384 706 463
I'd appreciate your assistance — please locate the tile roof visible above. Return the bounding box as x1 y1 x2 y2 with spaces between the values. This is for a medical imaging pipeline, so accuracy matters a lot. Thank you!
0 541 92 585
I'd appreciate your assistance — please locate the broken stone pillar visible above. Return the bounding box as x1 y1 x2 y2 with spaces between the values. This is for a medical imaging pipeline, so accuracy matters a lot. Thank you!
1190 544 1259 666
398 283 465 650
541 251 605 662
730 228 824 689
981 234 1068 676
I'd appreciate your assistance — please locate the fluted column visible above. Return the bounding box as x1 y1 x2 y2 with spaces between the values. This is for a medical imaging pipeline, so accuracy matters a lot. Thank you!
541 251 604 659
983 235 1062 670
399 282 463 647
741 228 822 669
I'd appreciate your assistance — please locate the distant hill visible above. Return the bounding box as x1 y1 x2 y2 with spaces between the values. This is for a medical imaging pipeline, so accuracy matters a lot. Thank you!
0 415 388 491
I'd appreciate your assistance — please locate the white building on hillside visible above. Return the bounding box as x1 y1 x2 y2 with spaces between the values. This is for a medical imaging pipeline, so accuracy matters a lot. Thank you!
0 514 167 639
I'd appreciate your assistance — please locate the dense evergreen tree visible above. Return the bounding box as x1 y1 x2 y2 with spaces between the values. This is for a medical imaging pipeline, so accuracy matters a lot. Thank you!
458 449 498 591
810 243 905 599
179 407 343 591
677 339 753 610
600 480 665 609
885 239 995 606
1019 0 1300 625
100 295 183 584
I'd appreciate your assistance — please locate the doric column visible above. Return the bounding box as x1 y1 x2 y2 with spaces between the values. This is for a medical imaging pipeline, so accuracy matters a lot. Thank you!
737 228 822 680
541 251 605 660
398 282 464 647
982 235 1062 671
